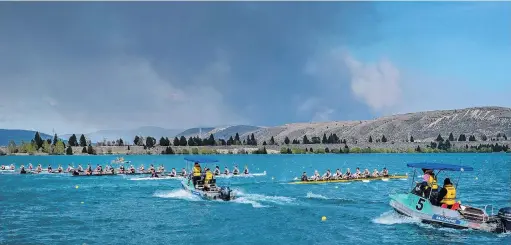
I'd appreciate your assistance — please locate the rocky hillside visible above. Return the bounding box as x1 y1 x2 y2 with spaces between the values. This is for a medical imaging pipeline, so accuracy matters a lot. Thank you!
242 106 511 144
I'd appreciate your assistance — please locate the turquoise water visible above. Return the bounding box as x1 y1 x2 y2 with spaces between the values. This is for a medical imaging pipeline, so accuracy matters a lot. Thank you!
1 154 510 245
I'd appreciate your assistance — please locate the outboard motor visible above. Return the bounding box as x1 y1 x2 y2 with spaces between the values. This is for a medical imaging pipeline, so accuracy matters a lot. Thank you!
219 187 233 201
497 207 511 233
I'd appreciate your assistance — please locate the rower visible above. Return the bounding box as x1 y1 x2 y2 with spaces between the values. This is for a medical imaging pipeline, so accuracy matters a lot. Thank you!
149 164 155 172
372 169 379 177
159 164 165 173
204 168 214 191
344 168 352 179
36 164 42 173
169 168 177 177
363 169 370 178
334 169 342 179
66 164 73 172
28 163 33 171
214 166 221 175
311 170 320 181
57 165 63 173
354 168 361 178
20 165 26 174
139 165 145 172
243 166 249 175
86 164 92 175
129 165 136 173
151 169 159 178
232 165 240 175
10 164 15 170
301 172 308 181
381 167 389 177
192 162 202 187
181 168 187 177
322 169 332 180
224 167 230 175
0 165 4 170
119 165 125 173
437 178 457 208
47 165 53 173
77 164 83 172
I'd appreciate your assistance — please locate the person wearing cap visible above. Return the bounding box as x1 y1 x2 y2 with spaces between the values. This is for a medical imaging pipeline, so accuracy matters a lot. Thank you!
243 166 249 175
232 165 240 175
224 166 230 175
381 167 389 177
301 172 308 181
169 168 177 177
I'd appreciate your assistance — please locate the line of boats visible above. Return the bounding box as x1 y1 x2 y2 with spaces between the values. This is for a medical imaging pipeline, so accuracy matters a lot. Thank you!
2 158 510 234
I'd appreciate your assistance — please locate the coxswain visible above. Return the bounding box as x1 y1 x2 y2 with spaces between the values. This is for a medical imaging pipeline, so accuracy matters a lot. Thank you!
301 172 308 181
322 169 332 180
381 167 389 177
20 165 26 174
204 168 213 191
47 165 53 173
169 168 177 177
57 165 63 173
372 169 379 177
438 178 457 208
214 166 221 175
224 167 230 175
191 162 202 187
243 166 249 175
181 168 187 177
232 165 240 175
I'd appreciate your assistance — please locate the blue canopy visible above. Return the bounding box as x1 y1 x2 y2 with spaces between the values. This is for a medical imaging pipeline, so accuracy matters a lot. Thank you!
406 162 473 171
183 157 219 163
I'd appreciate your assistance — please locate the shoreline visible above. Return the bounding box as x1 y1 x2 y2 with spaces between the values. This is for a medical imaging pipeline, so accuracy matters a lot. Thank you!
1 141 509 156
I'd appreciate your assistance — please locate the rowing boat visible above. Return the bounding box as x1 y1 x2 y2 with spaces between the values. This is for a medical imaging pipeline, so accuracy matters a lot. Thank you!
215 171 267 178
289 174 408 184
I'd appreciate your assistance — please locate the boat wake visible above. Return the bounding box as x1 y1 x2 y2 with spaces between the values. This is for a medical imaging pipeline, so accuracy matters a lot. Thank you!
373 211 420 225
153 190 202 202
232 189 295 208
306 192 329 199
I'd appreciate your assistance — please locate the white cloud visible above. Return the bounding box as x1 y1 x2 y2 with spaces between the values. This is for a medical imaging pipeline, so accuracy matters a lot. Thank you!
344 55 401 111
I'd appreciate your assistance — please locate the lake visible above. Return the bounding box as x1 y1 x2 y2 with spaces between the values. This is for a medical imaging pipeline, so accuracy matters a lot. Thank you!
1 153 510 245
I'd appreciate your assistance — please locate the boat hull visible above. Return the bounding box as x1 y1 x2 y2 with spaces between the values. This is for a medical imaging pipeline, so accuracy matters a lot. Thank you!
389 193 502 232
289 175 408 184
180 181 235 201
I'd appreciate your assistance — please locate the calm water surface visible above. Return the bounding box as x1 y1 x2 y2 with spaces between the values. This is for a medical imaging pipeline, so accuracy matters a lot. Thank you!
1 154 510 245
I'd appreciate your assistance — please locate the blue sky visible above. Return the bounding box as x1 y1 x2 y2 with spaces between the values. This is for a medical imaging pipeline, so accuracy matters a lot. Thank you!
0 2 509 134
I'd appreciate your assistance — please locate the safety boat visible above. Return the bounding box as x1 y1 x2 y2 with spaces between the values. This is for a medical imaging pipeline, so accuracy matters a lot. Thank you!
289 174 408 184
389 162 511 233
180 157 235 201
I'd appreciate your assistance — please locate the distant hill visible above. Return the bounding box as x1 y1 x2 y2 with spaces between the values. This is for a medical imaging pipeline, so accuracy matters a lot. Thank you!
61 126 183 143
175 125 261 139
243 106 511 144
0 129 53 146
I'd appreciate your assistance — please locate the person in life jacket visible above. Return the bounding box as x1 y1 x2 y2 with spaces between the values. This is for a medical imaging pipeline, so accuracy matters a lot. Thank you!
204 168 213 191
192 162 202 187
438 178 457 208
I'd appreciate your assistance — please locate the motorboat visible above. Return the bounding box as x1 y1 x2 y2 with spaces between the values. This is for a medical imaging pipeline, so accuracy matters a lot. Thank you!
389 162 510 233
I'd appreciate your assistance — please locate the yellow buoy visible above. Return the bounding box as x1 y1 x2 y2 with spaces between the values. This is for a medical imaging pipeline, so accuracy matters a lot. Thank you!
81 201 84 204
75 185 79 189
321 216 327 221
271 177 275 180
335 186 338 189
475 177 478 180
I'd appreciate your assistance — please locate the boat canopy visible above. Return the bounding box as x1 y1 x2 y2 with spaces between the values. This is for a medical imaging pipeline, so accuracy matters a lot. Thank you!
406 162 473 171
184 157 219 163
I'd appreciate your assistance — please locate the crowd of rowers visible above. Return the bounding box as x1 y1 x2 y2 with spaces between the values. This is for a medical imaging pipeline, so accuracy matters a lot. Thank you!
301 167 389 181
1 164 16 170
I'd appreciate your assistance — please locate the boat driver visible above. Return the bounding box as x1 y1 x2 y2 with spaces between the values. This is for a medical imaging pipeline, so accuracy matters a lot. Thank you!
192 162 202 187
204 168 214 191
